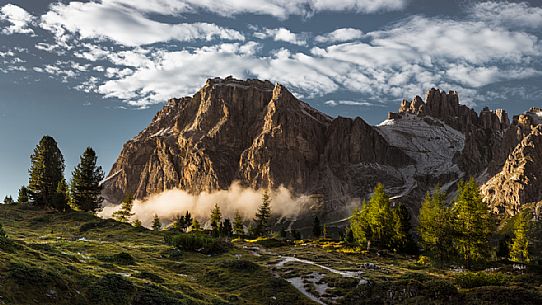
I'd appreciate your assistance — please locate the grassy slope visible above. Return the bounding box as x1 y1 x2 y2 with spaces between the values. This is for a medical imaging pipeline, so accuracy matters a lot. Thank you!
0 205 313 305
1 204 542 305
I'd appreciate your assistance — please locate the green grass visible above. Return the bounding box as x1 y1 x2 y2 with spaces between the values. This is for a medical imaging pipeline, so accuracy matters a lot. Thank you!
1 204 541 305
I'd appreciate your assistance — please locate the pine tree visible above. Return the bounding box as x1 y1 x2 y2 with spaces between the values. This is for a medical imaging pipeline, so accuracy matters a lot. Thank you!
210 203 222 237
254 191 271 237
233 211 244 237
28 136 65 208
222 219 233 237
510 209 530 263
70 147 104 213
418 188 455 263
133 219 142 228
52 178 70 211
313 216 322 238
112 194 134 223
191 218 201 232
152 214 161 231
17 186 29 204
453 178 494 268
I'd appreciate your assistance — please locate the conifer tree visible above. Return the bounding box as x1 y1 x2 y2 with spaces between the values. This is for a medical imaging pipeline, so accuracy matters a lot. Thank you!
152 214 161 231
418 188 455 263
233 211 244 236
70 147 104 213
191 218 201 231
133 219 142 228
52 178 70 211
280 227 287 239
313 216 322 238
184 211 193 231
210 203 222 237
17 186 29 204
510 209 531 263
254 191 271 237
453 178 494 268
28 136 65 208
112 195 134 223
3 196 13 205
222 218 233 237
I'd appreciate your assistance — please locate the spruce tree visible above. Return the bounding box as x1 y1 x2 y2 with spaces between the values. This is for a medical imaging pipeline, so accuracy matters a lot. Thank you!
70 147 104 213
254 191 271 237
184 211 193 231
510 210 530 263
222 219 233 237
152 214 161 231
418 188 455 263
133 219 142 228
17 186 29 204
112 195 134 223
3 196 13 205
453 178 494 268
28 136 65 208
210 204 222 237
233 211 244 237
313 216 322 238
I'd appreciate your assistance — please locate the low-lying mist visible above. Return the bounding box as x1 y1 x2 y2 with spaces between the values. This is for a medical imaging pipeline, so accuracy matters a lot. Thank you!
99 182 313 228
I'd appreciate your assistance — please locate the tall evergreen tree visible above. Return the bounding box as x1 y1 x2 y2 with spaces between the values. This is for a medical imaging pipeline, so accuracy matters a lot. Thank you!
70 147 104 213
233 211 244 237
17 186 29 204
418 188 455 263
152 214 162 231
254 191 271 237
210 204 222 237
313 216 322 238
184 211 193 231
453 178 494 268
112 194 134 223
510 209 531 263
28 136 65 208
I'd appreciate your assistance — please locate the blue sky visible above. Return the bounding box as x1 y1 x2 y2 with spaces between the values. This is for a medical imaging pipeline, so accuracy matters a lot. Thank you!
0 0 541 198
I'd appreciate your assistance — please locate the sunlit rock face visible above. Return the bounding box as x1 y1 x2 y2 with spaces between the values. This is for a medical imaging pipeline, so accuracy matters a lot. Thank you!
102 77 542 219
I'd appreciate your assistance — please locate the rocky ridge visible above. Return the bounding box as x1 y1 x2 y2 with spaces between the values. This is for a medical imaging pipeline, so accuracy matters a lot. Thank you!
102 78 542 219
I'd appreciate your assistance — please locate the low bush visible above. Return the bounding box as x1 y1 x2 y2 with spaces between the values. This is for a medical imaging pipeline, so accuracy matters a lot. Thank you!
219 259 260 272
96 252 136 265
87 274 136 305
455 272 508 288
164 233 231 254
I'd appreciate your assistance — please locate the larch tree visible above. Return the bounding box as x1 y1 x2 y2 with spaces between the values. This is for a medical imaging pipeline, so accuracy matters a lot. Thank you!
510 209 531 263
70 147 104 213
210 203 222 237
112 194 135 223
418 188 455 263
28 136 65 208
452 178 494 268
152 214 162 231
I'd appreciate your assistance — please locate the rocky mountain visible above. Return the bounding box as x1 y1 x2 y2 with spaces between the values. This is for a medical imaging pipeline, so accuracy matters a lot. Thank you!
102 77 542 219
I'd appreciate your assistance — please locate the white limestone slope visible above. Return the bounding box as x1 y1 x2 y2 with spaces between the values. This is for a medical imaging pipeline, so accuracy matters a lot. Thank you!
376 113 465 196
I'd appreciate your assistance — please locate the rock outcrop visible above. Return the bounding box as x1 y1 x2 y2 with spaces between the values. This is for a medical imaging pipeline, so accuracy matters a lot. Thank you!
102 77 413 208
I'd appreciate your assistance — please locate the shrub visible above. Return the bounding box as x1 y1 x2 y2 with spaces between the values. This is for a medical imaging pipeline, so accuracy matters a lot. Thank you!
87 274 136 305
165 233 231 254
455 272 508 288
219 259 259 272
97 252 136 265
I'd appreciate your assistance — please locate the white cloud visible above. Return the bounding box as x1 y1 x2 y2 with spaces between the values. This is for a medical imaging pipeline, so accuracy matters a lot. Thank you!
325 100 374 106
0 4 34 34
254 28 307 45
40 1 245 47
315 28 364 44
105 0 407 19
471 1 542 29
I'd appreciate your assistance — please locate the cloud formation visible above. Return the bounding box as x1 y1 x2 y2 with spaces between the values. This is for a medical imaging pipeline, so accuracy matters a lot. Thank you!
315 28 364 44
0 4 34 34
